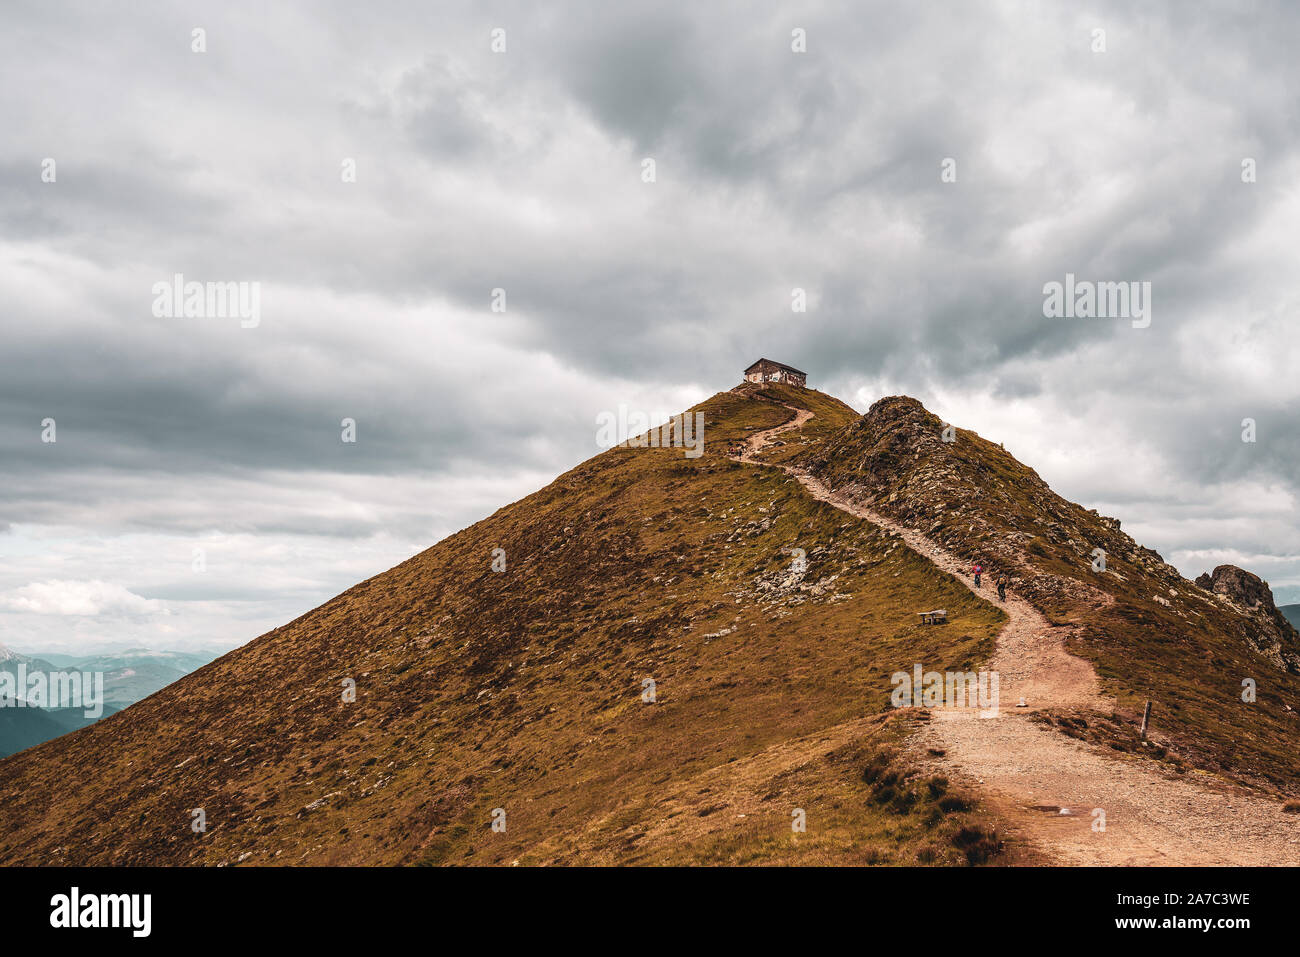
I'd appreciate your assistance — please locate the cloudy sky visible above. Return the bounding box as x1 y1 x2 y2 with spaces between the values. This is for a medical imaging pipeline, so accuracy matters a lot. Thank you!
2 1 1297 655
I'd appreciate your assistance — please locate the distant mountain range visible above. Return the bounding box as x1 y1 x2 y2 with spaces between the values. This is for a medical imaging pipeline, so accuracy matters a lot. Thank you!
1283 604 1300 633
49 648 219 709
0 645 219 758
0 701 116 761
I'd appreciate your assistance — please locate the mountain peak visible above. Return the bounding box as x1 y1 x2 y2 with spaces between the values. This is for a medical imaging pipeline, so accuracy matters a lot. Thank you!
866 394 931 416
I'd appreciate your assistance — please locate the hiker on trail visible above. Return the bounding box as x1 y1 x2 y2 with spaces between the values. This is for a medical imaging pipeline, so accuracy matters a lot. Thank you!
972 563 982 588
997 575 1008 601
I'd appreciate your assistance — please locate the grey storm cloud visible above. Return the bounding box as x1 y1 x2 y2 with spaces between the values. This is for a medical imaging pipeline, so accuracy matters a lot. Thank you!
1 0 1298 657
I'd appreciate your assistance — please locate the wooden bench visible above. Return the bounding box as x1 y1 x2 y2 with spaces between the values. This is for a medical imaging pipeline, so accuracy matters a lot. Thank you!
917 609 947 625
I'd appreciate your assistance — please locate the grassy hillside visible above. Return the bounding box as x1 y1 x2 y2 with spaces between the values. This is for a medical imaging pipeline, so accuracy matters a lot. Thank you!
798 395 1300 796
0 386 1009 866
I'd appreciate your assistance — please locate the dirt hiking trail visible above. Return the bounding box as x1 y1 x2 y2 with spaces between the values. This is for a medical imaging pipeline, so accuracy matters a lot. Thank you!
735 400 1300 865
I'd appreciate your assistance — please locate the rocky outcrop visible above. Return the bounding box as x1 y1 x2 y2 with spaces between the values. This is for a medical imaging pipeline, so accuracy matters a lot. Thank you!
1195 565 1300 673
1195 565 1275 610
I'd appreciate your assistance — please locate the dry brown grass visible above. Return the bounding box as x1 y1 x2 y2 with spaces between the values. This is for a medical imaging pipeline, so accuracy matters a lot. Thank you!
0 386 1006 866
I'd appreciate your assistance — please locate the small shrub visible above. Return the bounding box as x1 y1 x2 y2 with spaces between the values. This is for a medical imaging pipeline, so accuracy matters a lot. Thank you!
861 750 897 784
888 789 918 815
938 795 971 814
951 825 1001 865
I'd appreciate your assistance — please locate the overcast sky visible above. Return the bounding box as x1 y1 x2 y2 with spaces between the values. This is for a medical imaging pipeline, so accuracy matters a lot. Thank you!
2 1 1297 655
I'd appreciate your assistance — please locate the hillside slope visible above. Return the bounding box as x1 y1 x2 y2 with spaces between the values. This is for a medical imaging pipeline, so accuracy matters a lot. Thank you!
0 386 1009 866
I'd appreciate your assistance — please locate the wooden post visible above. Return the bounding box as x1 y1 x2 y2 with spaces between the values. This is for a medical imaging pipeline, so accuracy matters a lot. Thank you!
1140 700 1152 740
